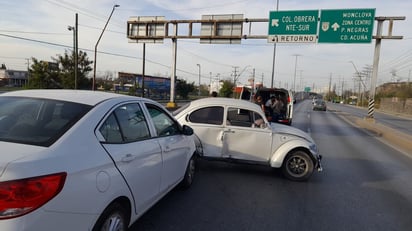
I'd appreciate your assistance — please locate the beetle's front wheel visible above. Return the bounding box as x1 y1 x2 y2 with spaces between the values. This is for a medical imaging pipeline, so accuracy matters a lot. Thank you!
282 150 314 181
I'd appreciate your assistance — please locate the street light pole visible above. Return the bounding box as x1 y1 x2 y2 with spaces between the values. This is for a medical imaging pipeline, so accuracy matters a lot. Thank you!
68 23 77 89
197 64 201 96
92 4 119 91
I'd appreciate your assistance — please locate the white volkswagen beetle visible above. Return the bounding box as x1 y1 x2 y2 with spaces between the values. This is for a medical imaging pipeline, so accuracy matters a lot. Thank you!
173 97 322 181
0 90 197 231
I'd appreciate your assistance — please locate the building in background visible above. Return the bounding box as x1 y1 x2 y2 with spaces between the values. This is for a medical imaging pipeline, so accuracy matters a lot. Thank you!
0 64 28 87
116 72 171 99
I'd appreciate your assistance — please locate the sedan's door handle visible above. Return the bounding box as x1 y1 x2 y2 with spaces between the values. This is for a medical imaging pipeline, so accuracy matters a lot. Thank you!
121 154 136 163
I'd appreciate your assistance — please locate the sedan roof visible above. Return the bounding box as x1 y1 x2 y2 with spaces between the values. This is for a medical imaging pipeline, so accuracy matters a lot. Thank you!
1 90 138 106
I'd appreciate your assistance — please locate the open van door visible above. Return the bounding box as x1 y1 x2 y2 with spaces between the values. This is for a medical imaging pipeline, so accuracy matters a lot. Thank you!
253 88 293 125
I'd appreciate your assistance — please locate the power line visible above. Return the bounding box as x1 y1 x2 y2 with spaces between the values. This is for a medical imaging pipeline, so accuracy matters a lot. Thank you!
0 33 197 77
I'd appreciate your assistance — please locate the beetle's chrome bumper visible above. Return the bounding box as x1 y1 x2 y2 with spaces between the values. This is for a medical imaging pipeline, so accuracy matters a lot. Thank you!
316 155 323 172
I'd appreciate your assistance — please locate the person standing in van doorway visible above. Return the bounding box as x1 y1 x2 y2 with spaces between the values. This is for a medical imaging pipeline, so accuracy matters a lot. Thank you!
272 96 284 121
256 96 272 122
255 96 265 112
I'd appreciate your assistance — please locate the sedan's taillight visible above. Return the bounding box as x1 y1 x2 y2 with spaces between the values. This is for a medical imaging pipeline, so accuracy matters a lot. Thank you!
0 172 67 219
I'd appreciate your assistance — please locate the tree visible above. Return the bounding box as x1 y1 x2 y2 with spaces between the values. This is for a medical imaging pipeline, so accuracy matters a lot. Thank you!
175 79 195 99
219 80 235 98
28 58 61 89
53 50 92 89
97 71 114 91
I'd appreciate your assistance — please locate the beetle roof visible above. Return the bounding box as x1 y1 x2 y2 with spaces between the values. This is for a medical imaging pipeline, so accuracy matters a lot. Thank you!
182 97 263 111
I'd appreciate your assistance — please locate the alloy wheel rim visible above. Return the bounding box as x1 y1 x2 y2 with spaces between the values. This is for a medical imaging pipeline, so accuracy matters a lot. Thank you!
287 156 308 176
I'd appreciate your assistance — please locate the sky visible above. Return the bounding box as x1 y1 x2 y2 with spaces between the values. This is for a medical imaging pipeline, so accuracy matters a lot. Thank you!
0 0 411 93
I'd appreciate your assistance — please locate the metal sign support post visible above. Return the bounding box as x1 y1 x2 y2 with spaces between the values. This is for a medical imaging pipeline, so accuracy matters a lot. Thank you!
167 23 178 109
368 20 382 118
368 16 405 118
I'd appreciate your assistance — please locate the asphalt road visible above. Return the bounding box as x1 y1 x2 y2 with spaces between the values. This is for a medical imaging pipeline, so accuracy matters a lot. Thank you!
130 100 412 231
328 102 412 136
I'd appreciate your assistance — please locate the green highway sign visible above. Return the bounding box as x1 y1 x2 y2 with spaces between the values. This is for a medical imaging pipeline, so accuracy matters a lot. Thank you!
268 10 319 43
318 9 375 43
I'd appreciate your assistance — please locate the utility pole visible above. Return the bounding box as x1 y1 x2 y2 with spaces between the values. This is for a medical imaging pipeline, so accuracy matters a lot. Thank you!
75 13 78 89
25 58 30 86
367 16 405 118
142 43 146 97
292 54 300 93
328 73 332 101
233 66 239 86
197 64 201 96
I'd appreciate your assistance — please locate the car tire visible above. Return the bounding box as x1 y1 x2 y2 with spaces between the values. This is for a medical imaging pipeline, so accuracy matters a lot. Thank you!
282 150 314 181
180 155 196 189
92 202 128 231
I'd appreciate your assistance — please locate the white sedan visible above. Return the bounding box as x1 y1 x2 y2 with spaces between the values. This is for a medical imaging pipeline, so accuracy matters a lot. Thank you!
173 97 322 181
0 90 197 231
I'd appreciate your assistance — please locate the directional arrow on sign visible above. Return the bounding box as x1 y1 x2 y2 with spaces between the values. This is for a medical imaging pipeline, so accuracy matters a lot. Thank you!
271 19 279 27
331 22 340 31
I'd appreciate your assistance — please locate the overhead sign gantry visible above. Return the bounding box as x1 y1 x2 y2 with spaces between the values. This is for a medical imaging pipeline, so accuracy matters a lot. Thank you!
127 10 404 111
318 9 375 43
268 8 376 44
268 10 319 43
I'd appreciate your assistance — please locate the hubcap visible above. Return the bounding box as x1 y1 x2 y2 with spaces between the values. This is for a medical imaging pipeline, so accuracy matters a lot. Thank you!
101 213 124 231
287 156 308 176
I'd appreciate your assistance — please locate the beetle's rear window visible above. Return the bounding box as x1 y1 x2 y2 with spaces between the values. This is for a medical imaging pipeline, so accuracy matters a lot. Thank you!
0 96 92 147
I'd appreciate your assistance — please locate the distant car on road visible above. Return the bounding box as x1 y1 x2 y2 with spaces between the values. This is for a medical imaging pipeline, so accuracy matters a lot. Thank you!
0 90 197 231
313 99 327 111
173 97 322 181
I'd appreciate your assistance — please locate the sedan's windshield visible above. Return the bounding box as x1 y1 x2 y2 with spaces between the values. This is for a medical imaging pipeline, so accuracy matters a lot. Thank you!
0 96 92 147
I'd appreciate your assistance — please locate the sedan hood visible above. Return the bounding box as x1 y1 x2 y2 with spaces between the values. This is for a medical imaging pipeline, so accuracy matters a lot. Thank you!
0 141 45 178
270 123 314 143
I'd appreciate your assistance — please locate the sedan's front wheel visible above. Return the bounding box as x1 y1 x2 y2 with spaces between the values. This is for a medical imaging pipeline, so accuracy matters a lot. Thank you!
282 150 314 181
180 155 196 188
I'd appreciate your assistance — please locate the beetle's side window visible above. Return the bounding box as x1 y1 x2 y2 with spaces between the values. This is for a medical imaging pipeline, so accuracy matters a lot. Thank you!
226 108 265 128
188 106 224 125
100 103 150 143
146 104 180 137
227 107 254 127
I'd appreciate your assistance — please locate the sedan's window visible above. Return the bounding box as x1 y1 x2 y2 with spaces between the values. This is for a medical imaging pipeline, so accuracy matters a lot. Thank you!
146 104 180 137
101 103 150 143
0 97 91 147
188 106 224 125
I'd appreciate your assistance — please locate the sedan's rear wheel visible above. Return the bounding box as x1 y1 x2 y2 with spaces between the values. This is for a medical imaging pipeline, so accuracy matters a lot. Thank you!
93 202 128 231
282 150 314 181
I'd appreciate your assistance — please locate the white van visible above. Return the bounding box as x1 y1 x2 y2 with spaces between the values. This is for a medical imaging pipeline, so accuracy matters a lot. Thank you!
240 87 294 125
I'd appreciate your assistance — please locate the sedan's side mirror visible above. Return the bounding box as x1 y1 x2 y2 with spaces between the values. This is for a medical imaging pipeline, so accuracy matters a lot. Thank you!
182 125 194 136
